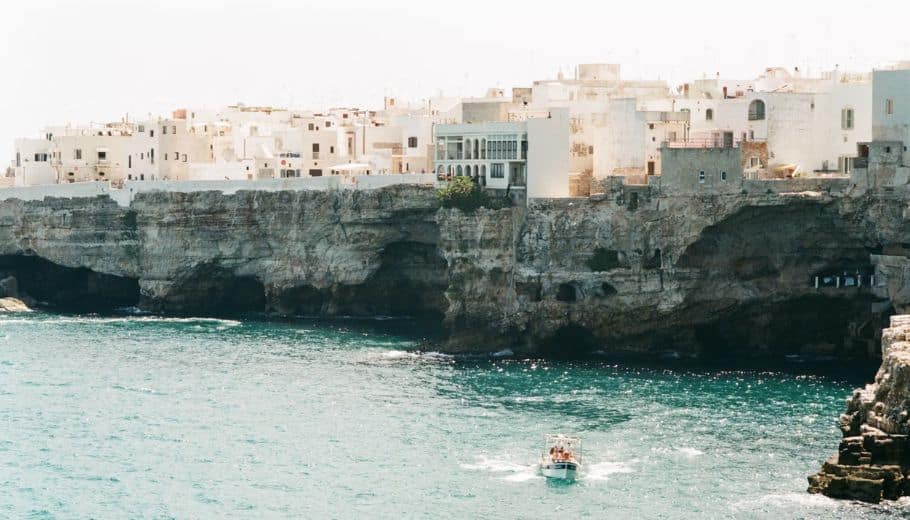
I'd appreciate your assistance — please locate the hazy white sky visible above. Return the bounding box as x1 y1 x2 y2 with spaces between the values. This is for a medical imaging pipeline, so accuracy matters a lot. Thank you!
3 0 909 165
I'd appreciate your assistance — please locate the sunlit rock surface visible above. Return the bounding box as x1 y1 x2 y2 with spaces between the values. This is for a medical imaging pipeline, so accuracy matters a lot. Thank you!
809 315 910 502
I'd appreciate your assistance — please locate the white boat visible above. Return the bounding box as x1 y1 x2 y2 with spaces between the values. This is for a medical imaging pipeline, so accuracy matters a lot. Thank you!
539 434 582 480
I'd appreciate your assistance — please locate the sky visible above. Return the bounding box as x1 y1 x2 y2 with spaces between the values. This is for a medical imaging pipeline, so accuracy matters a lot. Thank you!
2 0 909 166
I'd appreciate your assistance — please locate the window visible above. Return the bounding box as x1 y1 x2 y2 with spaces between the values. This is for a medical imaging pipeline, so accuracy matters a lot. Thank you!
308 123 315 131
309 169 323 177
164 153 168 160
885 146 892 154
128 155 132 168
150 130 154 138
490 163 504 179
648 123 654 130
182 154 187 162
174 152 179 161
588 145 594 155
329 146 334 154
647 161 655 175
750 157 760 168
886 99 894 115
698 170 705 183
408 137 418 148
97 151 107 161
706 108 714 121
15 152 20 167
162 126 167 135
138 125 145 133
721 171 727 181
150 149 155 164
74 149 82 160
33 153 48 162
172 125 177 134
748 99 766 121
839 156 854 174
841 108 855 130
312 143 320 152
325 121 331 128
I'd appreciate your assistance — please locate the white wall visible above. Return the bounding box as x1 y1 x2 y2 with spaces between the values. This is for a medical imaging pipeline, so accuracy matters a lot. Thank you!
526 107 570 198
873 68 910 165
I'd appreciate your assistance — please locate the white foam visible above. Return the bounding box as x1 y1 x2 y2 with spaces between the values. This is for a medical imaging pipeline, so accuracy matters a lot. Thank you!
372 350 454 363
461 456 541 482
0 315 241 327
584 460 634 481
491 349 514 358
675 447 704 458
732 492 840 510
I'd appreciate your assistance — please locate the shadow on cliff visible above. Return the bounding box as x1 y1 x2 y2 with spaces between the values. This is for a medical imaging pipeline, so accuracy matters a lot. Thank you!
0 254 140 310
674 201 888 362
150 241 448 321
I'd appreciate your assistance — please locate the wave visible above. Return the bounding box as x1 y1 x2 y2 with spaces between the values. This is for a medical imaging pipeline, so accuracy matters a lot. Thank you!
368 350 455 363
0 315 241 327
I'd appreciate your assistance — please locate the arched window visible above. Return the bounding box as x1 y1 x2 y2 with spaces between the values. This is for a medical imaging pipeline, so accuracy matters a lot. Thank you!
436 165 445 175
481 139 487 159
473 165 479 177
456 165 463 176
465 139 472 159
705 108 714 121
748 100 766 121
473 140 479 159
841 107 854 130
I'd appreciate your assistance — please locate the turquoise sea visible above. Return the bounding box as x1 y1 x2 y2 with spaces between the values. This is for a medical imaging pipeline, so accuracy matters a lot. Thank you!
1 312 907 519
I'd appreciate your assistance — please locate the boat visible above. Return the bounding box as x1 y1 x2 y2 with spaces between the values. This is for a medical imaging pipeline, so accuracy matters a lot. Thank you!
539 434 582 480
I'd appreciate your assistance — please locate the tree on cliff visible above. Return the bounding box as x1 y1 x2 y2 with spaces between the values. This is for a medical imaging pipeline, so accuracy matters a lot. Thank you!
437 176 511 212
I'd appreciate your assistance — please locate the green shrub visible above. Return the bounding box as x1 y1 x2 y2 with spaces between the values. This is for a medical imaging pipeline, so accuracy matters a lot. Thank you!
437 177 512 212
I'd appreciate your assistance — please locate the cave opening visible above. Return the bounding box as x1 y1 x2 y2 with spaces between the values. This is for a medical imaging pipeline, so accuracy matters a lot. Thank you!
160 263 266 315
0 254 140 311
556 283 579 303
539 324 600 358
271 241 448 322
694 294 883 363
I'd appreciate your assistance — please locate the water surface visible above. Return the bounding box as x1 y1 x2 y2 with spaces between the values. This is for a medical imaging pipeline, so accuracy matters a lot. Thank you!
1 312 906 518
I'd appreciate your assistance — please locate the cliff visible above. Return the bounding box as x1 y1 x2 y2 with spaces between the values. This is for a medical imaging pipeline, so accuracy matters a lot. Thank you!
808 315 910 502
2 183 910 361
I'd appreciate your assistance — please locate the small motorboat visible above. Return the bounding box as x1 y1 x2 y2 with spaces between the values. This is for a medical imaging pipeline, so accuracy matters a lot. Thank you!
539 434 582 480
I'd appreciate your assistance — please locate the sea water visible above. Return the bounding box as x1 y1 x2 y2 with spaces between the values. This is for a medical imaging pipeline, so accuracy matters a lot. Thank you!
1 312 907 518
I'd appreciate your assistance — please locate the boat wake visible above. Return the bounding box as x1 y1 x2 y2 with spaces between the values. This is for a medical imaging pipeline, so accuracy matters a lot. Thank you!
584 460 634 481
462 455 634 483
461 456 542 482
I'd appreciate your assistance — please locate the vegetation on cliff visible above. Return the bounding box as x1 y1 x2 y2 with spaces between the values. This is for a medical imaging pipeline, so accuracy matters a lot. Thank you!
436 177 511 212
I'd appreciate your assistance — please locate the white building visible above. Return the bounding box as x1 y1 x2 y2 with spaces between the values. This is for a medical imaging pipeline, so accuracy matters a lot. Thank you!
434 108 570 198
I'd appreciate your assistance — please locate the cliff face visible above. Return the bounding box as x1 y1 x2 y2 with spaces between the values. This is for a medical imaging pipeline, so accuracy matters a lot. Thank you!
809 315 910 502
437 190 910 358
0 186 446 317
1 184 910 361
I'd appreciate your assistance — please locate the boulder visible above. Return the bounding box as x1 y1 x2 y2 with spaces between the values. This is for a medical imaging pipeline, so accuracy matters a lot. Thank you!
0 297 30 313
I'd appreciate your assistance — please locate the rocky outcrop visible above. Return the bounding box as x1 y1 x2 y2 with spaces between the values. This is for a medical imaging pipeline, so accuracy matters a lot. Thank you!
809 315 910 502
0 297 30 312
1 183 910 360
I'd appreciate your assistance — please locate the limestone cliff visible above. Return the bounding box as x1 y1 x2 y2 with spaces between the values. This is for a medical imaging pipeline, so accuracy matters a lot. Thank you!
1 183 910 361
809 315 910 502
437 189 910 359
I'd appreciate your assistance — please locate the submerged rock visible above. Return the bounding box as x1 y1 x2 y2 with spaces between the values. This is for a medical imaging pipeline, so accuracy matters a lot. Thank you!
0 297 30 313
809 315 910 502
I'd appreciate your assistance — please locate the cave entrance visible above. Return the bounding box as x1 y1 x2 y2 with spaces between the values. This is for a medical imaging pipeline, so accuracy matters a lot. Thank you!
330 241 448 321
539 325 600 358
163 263 266 315
0 254 140 311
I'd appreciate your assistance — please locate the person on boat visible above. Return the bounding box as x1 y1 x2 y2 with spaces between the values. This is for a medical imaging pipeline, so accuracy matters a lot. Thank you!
549 447 556 460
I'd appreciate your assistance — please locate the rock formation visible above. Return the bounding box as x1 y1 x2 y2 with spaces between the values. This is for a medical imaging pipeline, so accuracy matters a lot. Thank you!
809 315 910 503
0 183 909 359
